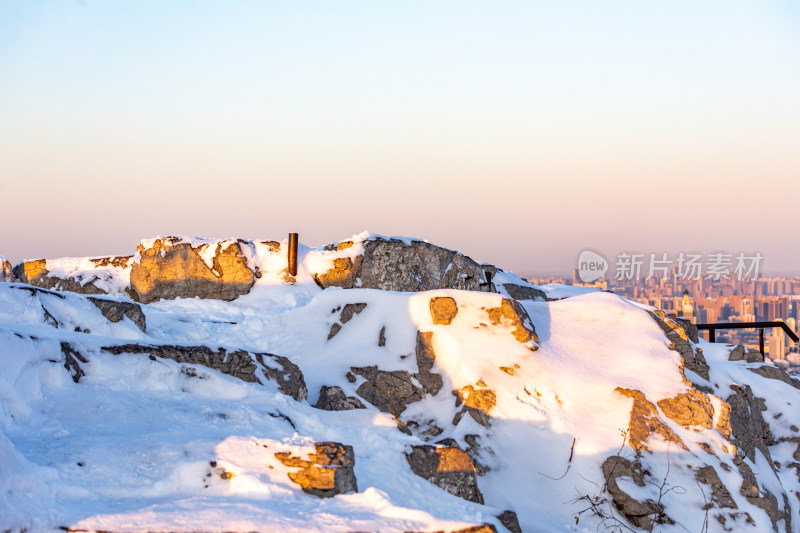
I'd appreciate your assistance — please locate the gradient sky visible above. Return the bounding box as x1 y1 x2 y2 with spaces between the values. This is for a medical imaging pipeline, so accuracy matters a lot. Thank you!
1 1 799 276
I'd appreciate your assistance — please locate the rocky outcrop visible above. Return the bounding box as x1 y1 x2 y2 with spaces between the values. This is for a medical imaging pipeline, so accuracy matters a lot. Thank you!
615 388 687 451
502 283 547 302
406 445 484 504
1 257 13 282
13 259 109 295
87 297 146 333
656 390 714 429
453 384 496 428
748 365 800 390
315 237 493 292
648 310 709 380
415 331 443 395
275 442 357 498
495 510 522 533
102 344 307 401
130 237 255 303
313 386 365 411
602 456 672 531
696 465 737 509
726 384 773 463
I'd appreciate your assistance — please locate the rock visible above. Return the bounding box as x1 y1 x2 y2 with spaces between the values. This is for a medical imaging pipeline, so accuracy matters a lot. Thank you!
735 459 787 532
102 343 307 401
415 331 443 395
496 510 522 533
602 455 672 531
696 465 737 509
315 237 494 292
648 310 709 381
88 297 147 333
502 283 547 302
275 442 357 498
130 237 255 303
484 299 538 345
313 386 365 411
430 296 458 325
1 257 13 282
729 345 764 363
656 390 714 429
747 365 800 391
327 303 367 340
351 366 425 416
13 259 108 295
61 342 88 383
453 385 496 428
615 388 687 452
406 445 484 503
726 384 773 463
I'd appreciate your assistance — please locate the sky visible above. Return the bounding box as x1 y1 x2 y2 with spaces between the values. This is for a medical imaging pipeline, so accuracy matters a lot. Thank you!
1 1 799 277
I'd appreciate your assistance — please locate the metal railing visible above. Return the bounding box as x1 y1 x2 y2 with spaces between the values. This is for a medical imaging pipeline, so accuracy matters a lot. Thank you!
696 321 800 354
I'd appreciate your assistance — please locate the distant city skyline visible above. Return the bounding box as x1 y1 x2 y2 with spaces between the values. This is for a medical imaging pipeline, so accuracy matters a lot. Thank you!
1 1 798 275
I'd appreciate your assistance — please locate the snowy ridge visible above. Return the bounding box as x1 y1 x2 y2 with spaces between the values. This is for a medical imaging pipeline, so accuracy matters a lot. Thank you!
0 238 798 532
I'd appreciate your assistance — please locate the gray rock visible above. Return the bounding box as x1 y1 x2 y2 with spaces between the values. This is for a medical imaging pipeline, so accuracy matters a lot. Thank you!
327 303 367 340
13 259 108 295
351 365 425 416
496 510 522 533
648 310 709 380
502 283 547 302
1 258 13 282
696 465 737 509
729 345 764 363
748 365 800 391
602 456 672 531
406 445 484 504
726 384 774 463
315 237 494 292
314 386 365 411
88 297 147 333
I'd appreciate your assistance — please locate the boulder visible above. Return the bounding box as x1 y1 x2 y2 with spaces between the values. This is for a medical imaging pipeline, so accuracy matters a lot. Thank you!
656 390 714 429
430 297 458 325
485 299 538 345
88 297 147 333
315 237 493 292
275 442 357 497
130 237 255 303
495 510 522 533
453 384 496 428
313 386 365 411
726 384 773 463
406 445 484 503
414 331 443 395
648 310 709 380
615 388 687 452
351 366 425 416
729 345 764 363
13 259 108 295
502 283 547 302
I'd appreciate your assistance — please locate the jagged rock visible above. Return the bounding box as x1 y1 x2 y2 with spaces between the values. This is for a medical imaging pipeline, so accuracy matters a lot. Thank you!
648 310 709 380
130 237 255 303
313 386 365 411
1 257 13 282
502 283 547 302
61 342 88 383
378 326 386 346
696 465 737 509
496 510 522 533
748 365 800 391
327 303 367 340
406 445 484 504
13 259 108 295
87 297 147 333
315 237 493 292
735 459 787 532
657 390 714 429
615 388 687 451
602 456 672 531
430 296 458 325
484 299 538 345
351 365 424 416
102 344 307 401
453 385 496 428
729 345 765 363
415 331 443 395
275 442 357 498
726 385 773 463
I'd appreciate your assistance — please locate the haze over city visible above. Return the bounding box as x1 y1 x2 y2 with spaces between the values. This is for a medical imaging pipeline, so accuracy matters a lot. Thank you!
1 1 799 276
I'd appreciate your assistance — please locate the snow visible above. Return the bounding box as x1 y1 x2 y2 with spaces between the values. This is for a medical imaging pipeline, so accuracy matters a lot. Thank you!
1 242 799 532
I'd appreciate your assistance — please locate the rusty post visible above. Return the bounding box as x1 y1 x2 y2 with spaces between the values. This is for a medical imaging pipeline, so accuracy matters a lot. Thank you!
288 233 298 277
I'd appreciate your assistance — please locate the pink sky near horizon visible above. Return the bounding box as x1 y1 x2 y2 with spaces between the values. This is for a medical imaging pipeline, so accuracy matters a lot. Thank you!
1 1 798 276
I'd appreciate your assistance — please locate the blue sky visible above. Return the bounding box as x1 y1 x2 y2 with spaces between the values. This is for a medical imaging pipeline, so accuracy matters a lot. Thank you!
1 1 799 275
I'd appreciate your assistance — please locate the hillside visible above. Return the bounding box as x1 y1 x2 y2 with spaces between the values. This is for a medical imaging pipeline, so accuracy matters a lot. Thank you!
1 234 798 532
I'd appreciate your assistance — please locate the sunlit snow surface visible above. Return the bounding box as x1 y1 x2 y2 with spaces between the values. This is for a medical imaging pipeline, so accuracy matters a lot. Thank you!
0 276 798 532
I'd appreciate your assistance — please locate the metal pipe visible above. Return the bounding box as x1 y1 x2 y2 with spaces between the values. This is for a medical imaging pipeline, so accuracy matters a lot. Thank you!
759 328 765 355
288 233 298 277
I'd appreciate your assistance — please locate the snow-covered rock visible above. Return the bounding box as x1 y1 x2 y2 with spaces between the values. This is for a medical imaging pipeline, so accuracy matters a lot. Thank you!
0 256 13 282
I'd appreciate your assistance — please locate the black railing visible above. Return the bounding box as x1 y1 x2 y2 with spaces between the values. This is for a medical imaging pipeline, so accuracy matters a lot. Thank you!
696 321 800 354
